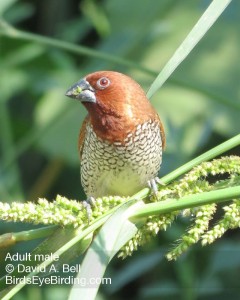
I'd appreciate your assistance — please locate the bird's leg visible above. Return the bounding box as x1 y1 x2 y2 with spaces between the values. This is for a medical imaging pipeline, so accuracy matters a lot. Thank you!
147 177 165 200
82 196 96 223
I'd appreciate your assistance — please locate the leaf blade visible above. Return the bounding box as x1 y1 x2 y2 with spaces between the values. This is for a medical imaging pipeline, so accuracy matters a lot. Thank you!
147 0 232 98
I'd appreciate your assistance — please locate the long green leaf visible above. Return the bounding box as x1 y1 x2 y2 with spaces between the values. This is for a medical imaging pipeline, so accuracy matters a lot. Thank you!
68 199 144 300
131 186 240 220
147 0 232 98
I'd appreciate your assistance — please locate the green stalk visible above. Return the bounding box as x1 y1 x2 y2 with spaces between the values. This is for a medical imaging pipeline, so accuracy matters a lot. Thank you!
0 226 57 248
131 186 240 220
147 0 233 98
0 19 155 77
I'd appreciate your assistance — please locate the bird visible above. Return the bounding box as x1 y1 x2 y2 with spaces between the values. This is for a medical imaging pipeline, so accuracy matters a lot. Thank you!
65 71 165 200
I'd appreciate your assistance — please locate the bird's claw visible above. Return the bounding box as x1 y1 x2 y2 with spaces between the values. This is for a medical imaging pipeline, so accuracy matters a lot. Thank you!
82 196 96 223
147 177 165 200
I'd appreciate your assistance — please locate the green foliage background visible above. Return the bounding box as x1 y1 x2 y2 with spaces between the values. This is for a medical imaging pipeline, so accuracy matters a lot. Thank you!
0 0 239 299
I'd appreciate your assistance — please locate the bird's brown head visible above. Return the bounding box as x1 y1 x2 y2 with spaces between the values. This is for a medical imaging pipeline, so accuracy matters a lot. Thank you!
65 71 164 143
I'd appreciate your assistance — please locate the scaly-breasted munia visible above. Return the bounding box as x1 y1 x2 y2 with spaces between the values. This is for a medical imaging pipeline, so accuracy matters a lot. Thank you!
65 71 165 199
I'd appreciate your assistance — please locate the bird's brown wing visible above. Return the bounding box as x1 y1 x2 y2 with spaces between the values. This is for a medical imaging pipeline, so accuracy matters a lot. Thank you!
157 116 166 150
78 115 90 160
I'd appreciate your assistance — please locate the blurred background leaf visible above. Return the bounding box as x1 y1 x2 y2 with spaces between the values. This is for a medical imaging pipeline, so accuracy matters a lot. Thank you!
0 0 239 299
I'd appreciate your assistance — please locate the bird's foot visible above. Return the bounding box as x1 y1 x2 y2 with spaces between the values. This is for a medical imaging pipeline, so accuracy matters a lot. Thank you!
147 177 165 201
82 196 96 223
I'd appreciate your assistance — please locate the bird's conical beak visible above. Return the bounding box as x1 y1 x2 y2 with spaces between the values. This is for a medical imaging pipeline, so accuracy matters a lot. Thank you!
65 78 96 103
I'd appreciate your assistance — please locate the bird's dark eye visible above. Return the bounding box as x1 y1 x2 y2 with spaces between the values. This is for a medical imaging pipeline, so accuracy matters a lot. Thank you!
96 77 111 89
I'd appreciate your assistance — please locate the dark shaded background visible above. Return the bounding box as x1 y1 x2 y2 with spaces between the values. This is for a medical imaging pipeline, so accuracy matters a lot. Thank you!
0 0 239 299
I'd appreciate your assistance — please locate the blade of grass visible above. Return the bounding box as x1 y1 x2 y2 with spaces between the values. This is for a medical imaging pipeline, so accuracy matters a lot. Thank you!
68 199 143 300
147 0 232 98
131 185 240 220
0 19 155 77
0 226 57 248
